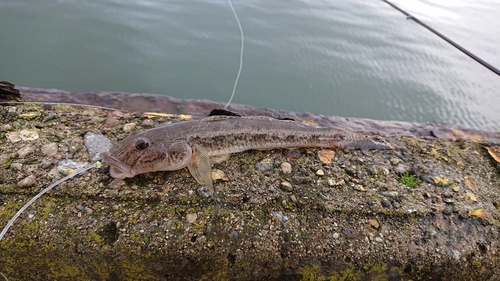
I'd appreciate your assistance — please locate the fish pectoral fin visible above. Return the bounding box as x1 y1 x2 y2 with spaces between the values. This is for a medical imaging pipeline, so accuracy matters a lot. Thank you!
187 144 214 195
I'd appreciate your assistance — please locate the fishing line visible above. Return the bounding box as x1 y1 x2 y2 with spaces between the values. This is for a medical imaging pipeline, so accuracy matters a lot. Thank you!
224 0 244 109
382 0 500 76
0 162 99 242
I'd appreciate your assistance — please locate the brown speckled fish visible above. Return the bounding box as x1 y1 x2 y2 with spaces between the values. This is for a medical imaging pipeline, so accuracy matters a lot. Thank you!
100 115 391 195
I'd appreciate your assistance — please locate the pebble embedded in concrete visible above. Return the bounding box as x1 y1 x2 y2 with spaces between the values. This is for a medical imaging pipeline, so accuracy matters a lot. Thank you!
83 132 113 159
18 175 36 188
255 158 274 172
19 129 39 141
123 123 137 133
281 162 292 174
186 213 197 224
17 146 34 158
57 159 89 175
41 142 58 157
280 181 293 192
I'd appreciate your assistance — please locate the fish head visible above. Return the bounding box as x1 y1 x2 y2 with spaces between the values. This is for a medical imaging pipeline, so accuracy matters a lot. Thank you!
100 130 193 179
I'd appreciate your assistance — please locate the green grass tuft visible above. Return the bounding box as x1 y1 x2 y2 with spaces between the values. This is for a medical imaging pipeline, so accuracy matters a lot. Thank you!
398 172 420 187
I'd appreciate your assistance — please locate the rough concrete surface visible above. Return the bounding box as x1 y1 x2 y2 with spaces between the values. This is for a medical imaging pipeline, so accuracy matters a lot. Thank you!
0 95 500 280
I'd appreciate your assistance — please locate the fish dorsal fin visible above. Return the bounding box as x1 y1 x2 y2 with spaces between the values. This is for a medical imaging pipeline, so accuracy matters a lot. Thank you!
208 108 242 117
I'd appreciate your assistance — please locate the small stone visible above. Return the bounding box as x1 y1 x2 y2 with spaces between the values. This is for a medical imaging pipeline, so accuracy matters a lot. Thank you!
316 169 325 176
231 230 239 239
84 132 113 159
186 213 197 224
104 117 118 127
197 235 207 243
281 162 292 174
292 176 307 184
123 123 137 133
290 195 297 203
468 209 487 219
368 219 380 229
327 178 335 186
464 193 477 202
255 158 274 172
41 143 58 157
0 154 11 165
381 199 391 208
6 131 21 143
212 169 229 182
432 175 451 186
272 210 288 222
268 185 277 193
443 198 454 204
394 164 410 174
47 168 60 179
10 163 23 171
442 207 453 216
18 175 36 188
442 190 453 198
41 160 54 169
380 191 399 197
19 129 39 141
57 159 89 175
318 150 335 164
17 146 34 158
280 181 293 192
332 232 339 239
68 143 80 154
389 158 401 165
299 167 307 174
0 124 12 132
353 185 366 192
141 119 155 127
393 202 401 209
452 186 460 192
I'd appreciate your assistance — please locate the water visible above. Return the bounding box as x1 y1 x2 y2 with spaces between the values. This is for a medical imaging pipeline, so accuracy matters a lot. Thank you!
1 0 499 131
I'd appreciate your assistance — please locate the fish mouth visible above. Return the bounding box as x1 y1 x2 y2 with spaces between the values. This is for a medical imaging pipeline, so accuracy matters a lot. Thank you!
100 151 136 179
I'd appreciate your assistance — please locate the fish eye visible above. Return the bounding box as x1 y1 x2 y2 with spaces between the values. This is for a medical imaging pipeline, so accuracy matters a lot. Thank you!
134 139 149 150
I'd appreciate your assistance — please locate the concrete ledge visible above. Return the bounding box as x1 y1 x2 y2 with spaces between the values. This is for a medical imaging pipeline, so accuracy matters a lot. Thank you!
1 93 500 280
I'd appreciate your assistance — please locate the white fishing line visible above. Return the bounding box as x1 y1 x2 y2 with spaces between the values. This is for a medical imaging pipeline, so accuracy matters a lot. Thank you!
0 162 98 242
224 0 244 109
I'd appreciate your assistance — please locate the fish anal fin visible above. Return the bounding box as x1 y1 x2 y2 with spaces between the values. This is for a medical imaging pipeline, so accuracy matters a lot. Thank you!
210 154 230 164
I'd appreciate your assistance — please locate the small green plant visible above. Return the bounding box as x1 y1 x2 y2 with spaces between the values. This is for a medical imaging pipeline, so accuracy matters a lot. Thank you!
398 172 420 187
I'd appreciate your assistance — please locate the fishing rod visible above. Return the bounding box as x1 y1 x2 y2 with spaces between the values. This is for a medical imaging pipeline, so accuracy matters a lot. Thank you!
382 0 500 77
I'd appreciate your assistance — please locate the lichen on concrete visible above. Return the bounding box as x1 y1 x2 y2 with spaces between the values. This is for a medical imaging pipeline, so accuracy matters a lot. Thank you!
1 103 500 280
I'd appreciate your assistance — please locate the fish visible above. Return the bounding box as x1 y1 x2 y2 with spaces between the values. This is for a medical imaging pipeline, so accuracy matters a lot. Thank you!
100 115 391 195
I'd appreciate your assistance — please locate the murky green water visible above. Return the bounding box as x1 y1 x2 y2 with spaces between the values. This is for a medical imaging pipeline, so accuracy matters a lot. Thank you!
1 0 499 130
